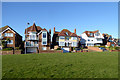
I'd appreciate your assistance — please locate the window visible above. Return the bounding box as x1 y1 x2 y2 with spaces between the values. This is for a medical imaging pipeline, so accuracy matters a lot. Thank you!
0 33 1 38
26 42 30 46
43 33 46 38
95 33 99 36
66 32 68 35
43 41 46 45
73 37 77 40
90 33 93 36
5 33 13 37
35 41 38 44
97 39 102 41
111 44 114 47
59 42 65 46
42 47 47 50
56 37 59 42
42 32 47 45
30 35 36 39
7 40 13 44
66 37 69 40
72 42 77 47
60 36 65 39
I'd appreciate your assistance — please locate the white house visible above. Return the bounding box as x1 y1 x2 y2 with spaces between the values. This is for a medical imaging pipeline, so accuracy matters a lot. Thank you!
80 30 104 46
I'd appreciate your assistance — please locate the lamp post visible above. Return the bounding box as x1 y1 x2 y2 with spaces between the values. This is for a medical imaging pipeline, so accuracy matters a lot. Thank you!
25 23 30 54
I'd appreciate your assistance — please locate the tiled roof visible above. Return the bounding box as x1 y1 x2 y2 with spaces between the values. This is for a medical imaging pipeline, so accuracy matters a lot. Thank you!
0 25 9 32
58 29 78 37
0 25 21 36
83 30 99 37
41 28 47 31
25 23 43 34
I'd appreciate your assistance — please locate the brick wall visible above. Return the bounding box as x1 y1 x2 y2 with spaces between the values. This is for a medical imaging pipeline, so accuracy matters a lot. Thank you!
39 50 63 53
2 50 14 55
88 46 103 52
1 50 22 55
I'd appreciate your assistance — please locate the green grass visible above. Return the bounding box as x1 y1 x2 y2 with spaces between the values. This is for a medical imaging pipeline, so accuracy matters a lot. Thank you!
2 52 118 78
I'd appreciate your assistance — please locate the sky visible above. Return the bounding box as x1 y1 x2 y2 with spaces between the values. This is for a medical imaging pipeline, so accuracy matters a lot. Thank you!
2 2 118 40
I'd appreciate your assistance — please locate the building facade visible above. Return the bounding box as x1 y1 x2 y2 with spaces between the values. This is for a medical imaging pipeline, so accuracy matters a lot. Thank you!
0 25 22 50
52 27 80 52
24 23 51 53
80 30 104 46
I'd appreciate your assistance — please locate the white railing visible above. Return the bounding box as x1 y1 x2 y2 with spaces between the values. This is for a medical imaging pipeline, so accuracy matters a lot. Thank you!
26 44 38 47
27 37 39 40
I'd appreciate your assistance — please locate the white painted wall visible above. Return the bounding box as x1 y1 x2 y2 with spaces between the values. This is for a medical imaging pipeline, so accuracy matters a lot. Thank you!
80 31 104 46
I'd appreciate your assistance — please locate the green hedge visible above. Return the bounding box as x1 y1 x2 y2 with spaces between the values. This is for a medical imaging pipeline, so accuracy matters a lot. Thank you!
56 47 61 50
2 48 13 51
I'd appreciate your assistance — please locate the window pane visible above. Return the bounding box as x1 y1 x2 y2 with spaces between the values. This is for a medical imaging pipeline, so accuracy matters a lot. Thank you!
60 37 65 39
43 33 46 38
43 41 46 44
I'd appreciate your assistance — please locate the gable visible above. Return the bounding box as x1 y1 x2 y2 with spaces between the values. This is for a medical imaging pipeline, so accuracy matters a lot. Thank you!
2 27 16 34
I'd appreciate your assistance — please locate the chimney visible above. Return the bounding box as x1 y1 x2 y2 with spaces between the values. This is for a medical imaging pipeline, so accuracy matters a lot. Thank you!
49 29 51 34
74 29 76 34
54 27 55 33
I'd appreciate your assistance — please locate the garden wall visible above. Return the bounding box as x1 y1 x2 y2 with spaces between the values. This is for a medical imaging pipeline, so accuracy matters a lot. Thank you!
1 50 22 55
39 50 63 53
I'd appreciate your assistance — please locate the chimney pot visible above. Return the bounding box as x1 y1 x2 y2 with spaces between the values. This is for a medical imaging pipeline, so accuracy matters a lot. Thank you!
54 27 55 33
74 29 76 34
49 29 51 34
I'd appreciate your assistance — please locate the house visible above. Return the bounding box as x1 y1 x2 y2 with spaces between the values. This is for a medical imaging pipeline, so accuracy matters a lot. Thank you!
52 27 79 52
0 25 22 50
102 33 117 47
80 30 104 47
24 23 51 53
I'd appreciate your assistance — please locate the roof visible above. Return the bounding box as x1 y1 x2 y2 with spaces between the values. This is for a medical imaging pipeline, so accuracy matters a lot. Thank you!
25 23 46 34
83 30 99 37
0 25 22 36
57 29 78 37
102 33 112 38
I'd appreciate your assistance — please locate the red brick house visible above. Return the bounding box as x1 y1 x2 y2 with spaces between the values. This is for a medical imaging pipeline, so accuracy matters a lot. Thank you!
24 23 51 53
0 25 22 50
52 27 80 52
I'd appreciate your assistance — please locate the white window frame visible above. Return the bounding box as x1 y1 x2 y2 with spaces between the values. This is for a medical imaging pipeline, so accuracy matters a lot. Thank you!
42 31 47 45
59 42 65 46
0 33 1 38
72 42 77 47
7 40 13 44
4 33 13 37
59 36 65 39
42 47 47 50
72 37 77 40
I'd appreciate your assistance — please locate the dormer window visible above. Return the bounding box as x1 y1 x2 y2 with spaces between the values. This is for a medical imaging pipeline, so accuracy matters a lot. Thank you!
95 31 99 36
66 32 68 35
90 33 93 36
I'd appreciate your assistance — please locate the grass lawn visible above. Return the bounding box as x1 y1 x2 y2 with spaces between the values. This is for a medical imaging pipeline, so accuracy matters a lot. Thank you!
2 52 118 78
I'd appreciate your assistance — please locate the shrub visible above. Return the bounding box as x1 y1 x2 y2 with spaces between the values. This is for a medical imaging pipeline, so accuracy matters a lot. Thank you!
2 48 13 51
108 46 114 50
114 47 120 50
56 47 61 50
15 47 20 50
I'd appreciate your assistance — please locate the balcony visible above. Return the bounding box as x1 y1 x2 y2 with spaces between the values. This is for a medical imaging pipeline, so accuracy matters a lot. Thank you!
27 37 39 40
94 35 103 39
25 43 38 47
